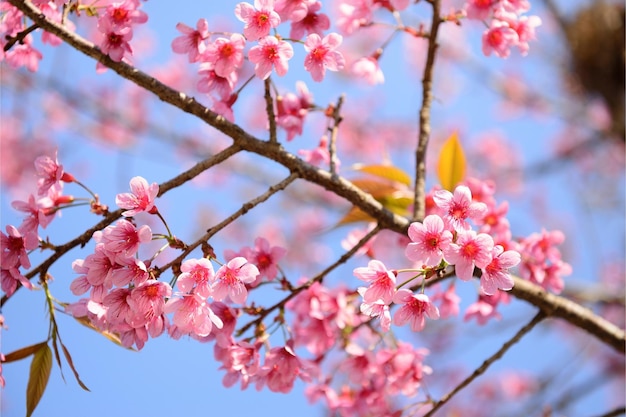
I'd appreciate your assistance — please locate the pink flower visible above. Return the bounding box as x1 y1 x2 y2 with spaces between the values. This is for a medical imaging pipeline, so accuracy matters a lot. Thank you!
1 225 32 269
405 215 453 267
288 1 330 40
298 135 334 168
109 257 149 287
215 340 261 389
275 81 313 141
98 0 147 31
204 34 246 77
358 288 391 332
97 19 133 62
248 36 294 79
34 152 73 196
351 56 384 85
444 230 494 281
509 15 541 55
165 293 223 338
433 185 488 232
115 176 159 217
480 245 520 295
171 19 210 63
3 35 42 72
431 283 461 319
303 33 345 82
482 21 519 58
176 257 215 298
353 259 396 304
392 289 440 332
256 340 315 393
197 63 238 100
235 0 281 41
103 287 133 325
1 267 33 297
465 0 497 20
336 0 374 35
246 237 286 281
128 280 172 325
100 219 152 260
274 0 314 22
212 257 259 304
464 292 506 325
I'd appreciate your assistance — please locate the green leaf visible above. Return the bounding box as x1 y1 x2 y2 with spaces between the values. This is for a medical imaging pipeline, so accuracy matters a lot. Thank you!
60 342 90 391
2 342 48 363
26 344 52 417
437 131 466 191
352 164 412 186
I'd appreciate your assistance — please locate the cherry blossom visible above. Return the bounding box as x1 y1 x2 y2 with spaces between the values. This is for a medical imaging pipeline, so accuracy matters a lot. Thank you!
255 340 315 393
248 36 294 79
171 18 210 63
204 34 246 78
351 56 384 85
215 340 261 389
392 289 440 332
235 0 281 41
353 259 396 304
34 152 74 196
288 1 330 39
212 257 259 304
1 225 32 269
433 185 488 232
1 267 33 297
480 245 520 295
274 0 314 22
358 288 392 331
405 214 453 267
444 230 494 281
176 257 215 298
482 21 519 58
97 19 134 62
115 176 159 216
165 293 223 338
244 237 286 281
303 33 345 82
99 219 152 260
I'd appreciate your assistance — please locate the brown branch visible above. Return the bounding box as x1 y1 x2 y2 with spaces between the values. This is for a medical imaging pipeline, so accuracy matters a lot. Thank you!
3 23 39 51
328 94 345 176
236 224 382 337
264 78 277 144
154 173 299 278
412 0 442 222
424 311 547 417
593 406 626 417
7 0 626 355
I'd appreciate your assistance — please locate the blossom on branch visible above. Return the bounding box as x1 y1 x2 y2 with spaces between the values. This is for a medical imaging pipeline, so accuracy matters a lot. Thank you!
115 176 159 217
248 36 294 79
303 33 345 82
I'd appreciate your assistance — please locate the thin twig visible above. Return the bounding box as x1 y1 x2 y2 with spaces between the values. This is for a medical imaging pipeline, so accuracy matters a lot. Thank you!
328 94 345 176
154 173 299 278
264 79 277 144
3 23 39 51
423 311 546 416
591 406 626 417
236 224 382 337
412 0 442 222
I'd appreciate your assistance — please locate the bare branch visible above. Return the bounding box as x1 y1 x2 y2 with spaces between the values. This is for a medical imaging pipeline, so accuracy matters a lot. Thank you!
412 0 442 222
424 311 547 416
264 79 277 144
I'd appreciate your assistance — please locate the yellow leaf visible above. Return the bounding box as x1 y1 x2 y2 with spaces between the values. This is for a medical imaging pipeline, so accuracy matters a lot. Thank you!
352 164 412 186
336 206 375 226
437 131 466 191
26 344 52 417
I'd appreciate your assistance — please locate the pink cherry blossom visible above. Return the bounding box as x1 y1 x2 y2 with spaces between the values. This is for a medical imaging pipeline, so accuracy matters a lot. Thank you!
171 18 210 63
1 267 33 297
100 219 152 260
480 245 520 295
392 289 440 332
353 259 396 304
97 19 133 62
509 15 541 55
128 280 172 325
465 0 497 20
444 230 494 281
248 36 294 79
165 293 223 338
255 340 315 393
109 257 149 287
1 225 32 269
464 292 507 325
351 56 384 85
197 62 238 100
115 176 159 217
215 340 261 389
298 135 334 168
288 1 330 40
98 0 147 31
431 283 461 319
212 257 259 304
336 0 374 35
358 288 392 332
482 20 519 58
235 0 281 41
303 33 345 82
176 257 215 298
275 81 313 141
34 152 73 196
433 185 488 232
246 237 286 281
3 35 42 72
274 0 314 22
204 34 246 78
103 287 133 325
405 214 453 267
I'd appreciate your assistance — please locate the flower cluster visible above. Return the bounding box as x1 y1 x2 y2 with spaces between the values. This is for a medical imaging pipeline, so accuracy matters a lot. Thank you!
95 0 148 64
1 153 77 296
353 182 524 331
464 0 542 58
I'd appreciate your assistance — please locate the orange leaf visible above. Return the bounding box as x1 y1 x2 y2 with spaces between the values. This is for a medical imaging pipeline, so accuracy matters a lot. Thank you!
352 164 412 186
26 343 52 417
2 342 48 363
437 131 466 191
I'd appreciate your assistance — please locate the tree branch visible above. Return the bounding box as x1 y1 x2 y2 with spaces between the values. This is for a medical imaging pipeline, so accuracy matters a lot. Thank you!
413 0 442 222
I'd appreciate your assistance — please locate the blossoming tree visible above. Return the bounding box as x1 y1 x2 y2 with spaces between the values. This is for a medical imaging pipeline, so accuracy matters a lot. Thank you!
1 0 624 416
